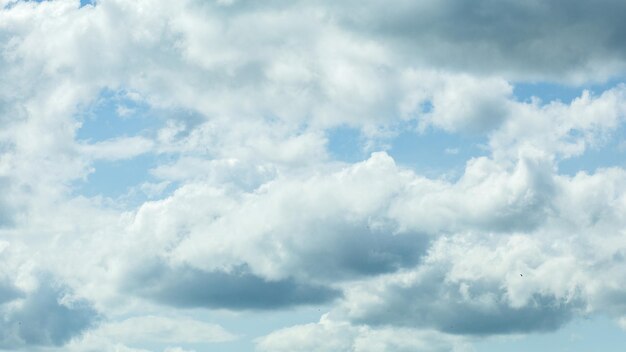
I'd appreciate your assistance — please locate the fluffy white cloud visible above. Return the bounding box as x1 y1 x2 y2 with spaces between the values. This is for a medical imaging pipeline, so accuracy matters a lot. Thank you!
327 166 626 334
3 145 625 347
490 85 626 160
51 149 620 334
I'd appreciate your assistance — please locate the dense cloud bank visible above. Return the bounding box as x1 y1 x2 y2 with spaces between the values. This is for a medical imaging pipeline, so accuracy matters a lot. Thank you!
1 0 626 351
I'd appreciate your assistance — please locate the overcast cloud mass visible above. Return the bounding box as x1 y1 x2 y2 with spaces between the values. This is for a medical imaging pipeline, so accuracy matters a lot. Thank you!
1 0 626 351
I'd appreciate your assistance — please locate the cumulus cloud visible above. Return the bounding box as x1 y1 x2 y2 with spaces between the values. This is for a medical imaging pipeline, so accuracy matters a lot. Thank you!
317 166 626 336
335 237 585 335
123 153 429 282
109 150 626 338
489 85 626 160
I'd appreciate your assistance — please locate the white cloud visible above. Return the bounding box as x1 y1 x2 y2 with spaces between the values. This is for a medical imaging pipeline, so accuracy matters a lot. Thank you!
403 72 514 134
489 85 626 160
326 165 626 333
79 136 154 161
68 315 235 347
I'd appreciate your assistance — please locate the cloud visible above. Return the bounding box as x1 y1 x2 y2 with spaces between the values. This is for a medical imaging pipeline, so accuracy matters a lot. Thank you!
489 85 626 160
121 261 340 310
79 136 154 161
329 161 626 333
388 151 558 234
126 153 430 284
95 315 235 343
337 253 584 335
0 275 98 349
334 0 626 81
112 149 576 331
52 149 624 332
163 348 196 352
0 279 22 305
3 0 623 193
405 72 514 134
64 315 235 351
256 315 472 352
0 177 18 227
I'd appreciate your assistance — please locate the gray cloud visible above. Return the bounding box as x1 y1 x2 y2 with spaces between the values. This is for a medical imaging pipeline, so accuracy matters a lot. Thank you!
284 223 429 281
123 261 341 310
177 0 626 81
0 177 16 227
335 226 602 336
0 275 99 349
334 0 626 80
0 280 22 305
176 0 626 82
349 271 583 335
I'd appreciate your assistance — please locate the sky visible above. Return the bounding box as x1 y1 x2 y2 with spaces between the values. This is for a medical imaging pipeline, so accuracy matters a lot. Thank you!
1 0 626 351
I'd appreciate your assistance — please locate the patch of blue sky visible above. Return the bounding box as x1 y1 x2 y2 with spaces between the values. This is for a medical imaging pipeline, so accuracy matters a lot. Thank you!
388 127 487 179
76 157 180 208
78 154 158 198
327 123 487 179
73 89 173 201
76 89 158 143
326 125 365 163
474 316 626 352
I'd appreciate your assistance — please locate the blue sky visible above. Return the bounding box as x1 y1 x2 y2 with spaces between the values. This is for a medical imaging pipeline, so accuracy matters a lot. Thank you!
2 1 626 351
